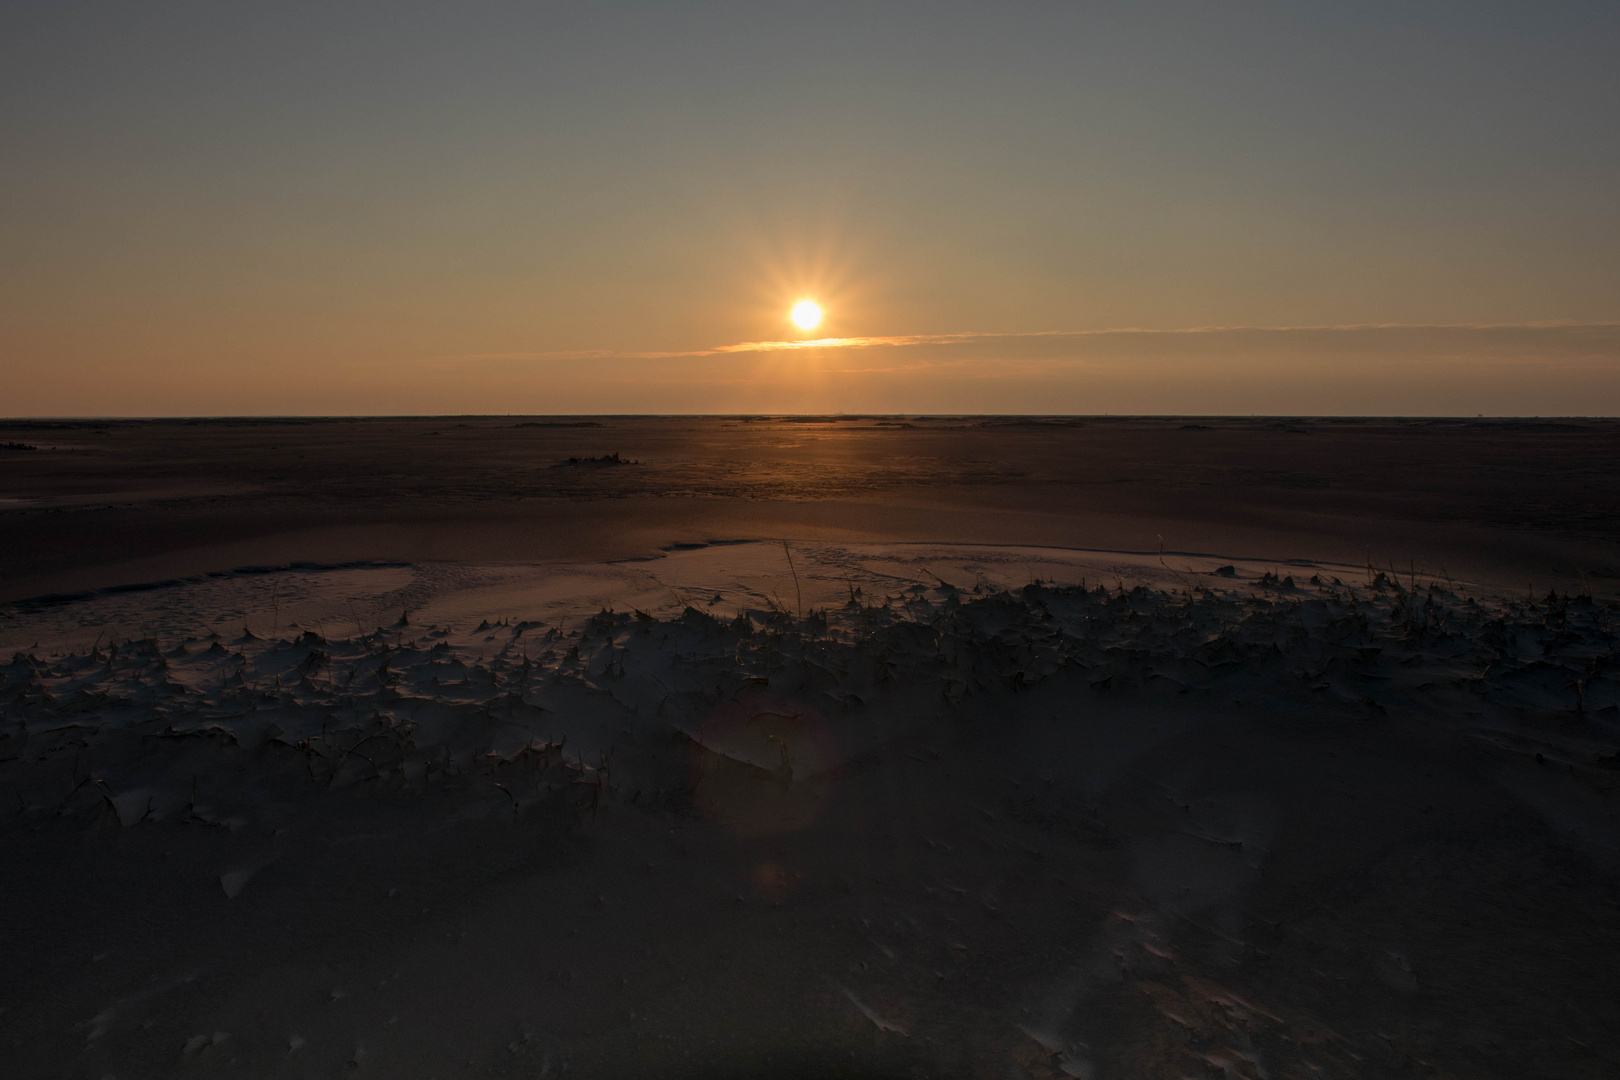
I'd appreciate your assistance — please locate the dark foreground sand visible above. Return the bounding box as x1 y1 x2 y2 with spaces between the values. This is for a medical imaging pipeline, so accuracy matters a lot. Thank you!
2 418 1618 1079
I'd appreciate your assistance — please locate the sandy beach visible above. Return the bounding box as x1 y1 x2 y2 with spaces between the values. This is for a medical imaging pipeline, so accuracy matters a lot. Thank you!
1 418 1617 1078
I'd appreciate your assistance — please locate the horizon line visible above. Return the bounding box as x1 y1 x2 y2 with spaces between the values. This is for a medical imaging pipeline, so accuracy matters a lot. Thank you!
5 413 1618 422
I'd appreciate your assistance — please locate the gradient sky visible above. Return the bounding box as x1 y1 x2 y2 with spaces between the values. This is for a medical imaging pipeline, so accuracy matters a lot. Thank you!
3 1 1618 415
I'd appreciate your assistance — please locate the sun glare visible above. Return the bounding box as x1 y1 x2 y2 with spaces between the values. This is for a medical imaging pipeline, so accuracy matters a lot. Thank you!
791 300 823 331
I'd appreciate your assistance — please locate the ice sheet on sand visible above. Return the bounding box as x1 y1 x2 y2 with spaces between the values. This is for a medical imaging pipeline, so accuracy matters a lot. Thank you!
0 541 1354 654
6 553 1614 853
4 546 1619 1078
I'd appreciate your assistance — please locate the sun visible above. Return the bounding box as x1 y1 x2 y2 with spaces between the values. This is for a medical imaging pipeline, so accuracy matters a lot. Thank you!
790 300 823 331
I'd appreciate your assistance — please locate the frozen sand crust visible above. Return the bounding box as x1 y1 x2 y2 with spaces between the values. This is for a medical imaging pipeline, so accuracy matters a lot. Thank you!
2 540 1398 655
2 553 1620 1077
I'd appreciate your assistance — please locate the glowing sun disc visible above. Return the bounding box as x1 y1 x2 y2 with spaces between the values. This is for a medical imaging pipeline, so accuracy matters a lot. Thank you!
791 301 823 331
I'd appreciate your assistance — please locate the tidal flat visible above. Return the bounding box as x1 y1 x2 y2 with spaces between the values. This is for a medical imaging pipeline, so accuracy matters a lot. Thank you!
1 416 1618 1079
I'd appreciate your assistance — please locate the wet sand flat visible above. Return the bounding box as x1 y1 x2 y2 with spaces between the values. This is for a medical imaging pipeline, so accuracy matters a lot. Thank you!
3 415 1618 603
2 417 1619 1080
